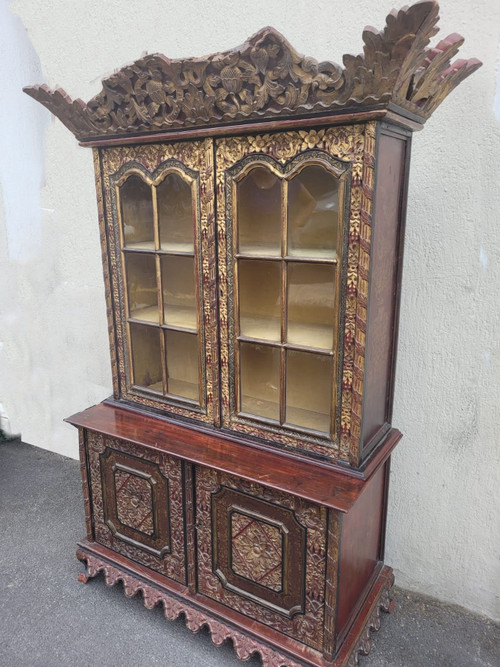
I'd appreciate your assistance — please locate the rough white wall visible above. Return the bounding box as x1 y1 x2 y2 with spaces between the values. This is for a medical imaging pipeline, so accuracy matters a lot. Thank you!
1 0 498 620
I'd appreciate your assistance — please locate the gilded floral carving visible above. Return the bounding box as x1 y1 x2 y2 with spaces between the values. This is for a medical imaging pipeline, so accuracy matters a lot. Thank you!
230 512 283 592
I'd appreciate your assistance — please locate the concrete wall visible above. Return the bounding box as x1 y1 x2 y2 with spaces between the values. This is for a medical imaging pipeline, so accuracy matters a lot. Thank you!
1 0 498 620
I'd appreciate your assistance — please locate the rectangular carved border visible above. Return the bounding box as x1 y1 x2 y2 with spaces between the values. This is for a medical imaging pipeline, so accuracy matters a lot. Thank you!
195 465 328 650
85 431 186 583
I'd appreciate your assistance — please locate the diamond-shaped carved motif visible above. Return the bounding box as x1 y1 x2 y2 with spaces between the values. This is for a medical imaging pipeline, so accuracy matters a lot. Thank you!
231 511 282 592
114 469 154 535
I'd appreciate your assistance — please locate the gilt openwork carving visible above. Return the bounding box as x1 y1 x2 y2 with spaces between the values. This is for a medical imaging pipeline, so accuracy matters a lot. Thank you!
24 2 480 140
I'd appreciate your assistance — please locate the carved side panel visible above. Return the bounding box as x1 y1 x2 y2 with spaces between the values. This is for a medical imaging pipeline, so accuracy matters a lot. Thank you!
86 431 185 583
100 139 219 426
195 466 328 650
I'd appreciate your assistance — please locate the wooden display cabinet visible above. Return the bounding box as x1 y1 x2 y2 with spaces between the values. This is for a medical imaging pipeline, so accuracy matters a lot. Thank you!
25 2 479 665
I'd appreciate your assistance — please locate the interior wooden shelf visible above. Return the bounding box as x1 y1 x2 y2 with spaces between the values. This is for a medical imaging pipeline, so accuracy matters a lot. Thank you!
287 248 337 261
239 395 279 422
240 395 330 434
124 240 155 250
238 244 281 257
160 241 194 254
236 248 337 261
129 305 159 323
285 405 330 434
145 381 163 393
240 316 281 342
167 378 200 402
163 306 197 331
287 321 333 350
238 316 333 350
134 379 199 403
129 305 198 330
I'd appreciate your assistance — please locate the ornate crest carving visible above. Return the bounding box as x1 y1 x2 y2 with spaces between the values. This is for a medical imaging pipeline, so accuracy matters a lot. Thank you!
24 1 480 140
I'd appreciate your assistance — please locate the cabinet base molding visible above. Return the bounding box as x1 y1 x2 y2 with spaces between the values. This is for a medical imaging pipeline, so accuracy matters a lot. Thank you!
76 543 394 667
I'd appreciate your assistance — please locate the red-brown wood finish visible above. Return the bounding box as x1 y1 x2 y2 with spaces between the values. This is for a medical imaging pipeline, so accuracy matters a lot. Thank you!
67 402 401 512
361 125 410 455
336 462 388 640
75 419 394 663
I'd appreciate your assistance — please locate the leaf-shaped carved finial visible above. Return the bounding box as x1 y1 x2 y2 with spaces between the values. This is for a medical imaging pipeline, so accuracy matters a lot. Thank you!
23 2 481 141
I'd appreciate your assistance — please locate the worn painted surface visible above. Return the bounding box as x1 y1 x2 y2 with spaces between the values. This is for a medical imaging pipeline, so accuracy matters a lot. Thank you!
1 0 498 620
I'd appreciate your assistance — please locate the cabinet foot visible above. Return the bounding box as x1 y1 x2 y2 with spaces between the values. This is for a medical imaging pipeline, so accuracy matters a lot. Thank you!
77 570 90 584
343 571 395 667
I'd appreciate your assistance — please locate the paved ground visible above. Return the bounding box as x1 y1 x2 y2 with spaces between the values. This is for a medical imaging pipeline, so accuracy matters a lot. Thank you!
0 440 498 667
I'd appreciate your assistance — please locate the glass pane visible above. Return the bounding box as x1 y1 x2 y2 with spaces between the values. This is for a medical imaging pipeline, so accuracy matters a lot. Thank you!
130 324 163 392
125 253 159 323
161 255 197 330
287 165 339 258
166 330 199 403
120 175 154 249
286 350 332 433
238 260 281 342
239 343 280 421
158 173 194 252
237 166 281 256
287 263 335 350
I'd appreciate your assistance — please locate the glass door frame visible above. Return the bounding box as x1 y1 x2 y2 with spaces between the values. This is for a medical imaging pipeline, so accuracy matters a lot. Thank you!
100 139 217 426
218 135 352 456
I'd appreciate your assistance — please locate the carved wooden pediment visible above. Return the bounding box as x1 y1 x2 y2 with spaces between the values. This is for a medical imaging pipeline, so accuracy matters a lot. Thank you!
24 1 480 140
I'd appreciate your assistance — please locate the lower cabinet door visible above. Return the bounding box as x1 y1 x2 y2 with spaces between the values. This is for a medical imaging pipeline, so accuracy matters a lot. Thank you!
195 466 328 651
85 431 186 584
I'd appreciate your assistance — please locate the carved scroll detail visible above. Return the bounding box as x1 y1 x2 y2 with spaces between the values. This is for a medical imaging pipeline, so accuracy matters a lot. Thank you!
24 2 480 140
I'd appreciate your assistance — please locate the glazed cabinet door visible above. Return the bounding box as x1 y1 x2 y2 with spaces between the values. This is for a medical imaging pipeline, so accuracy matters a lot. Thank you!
216 127 366 461
195 466 329 651
84 431 187 583
97 139 218 425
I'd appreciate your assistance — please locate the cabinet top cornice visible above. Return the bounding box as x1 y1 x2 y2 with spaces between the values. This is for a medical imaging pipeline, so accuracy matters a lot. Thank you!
24 1 480 142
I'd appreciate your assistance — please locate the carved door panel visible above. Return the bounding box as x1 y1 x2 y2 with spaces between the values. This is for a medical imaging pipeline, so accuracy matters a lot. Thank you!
86 431 186 584
195 466 328 650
